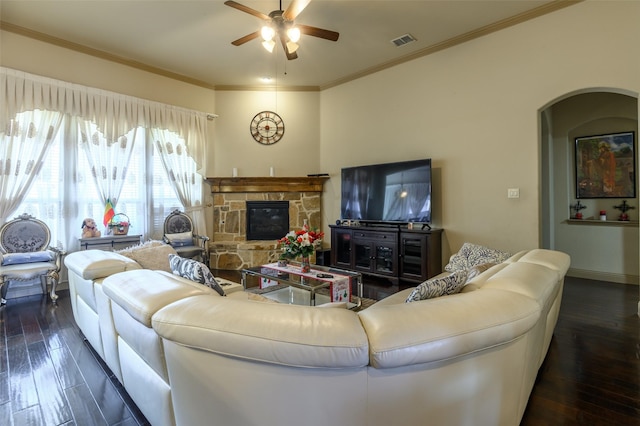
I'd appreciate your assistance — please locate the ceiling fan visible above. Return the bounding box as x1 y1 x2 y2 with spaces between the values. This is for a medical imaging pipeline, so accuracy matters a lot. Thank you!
224 0 339 60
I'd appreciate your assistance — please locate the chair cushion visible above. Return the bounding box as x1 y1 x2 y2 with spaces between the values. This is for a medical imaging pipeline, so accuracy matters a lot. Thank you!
1 251 55 266
0 261 57 280
165 231 193 247
168 254 225 296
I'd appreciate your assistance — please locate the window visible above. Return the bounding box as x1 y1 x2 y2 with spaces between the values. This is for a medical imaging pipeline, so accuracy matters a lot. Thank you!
13 112 183 250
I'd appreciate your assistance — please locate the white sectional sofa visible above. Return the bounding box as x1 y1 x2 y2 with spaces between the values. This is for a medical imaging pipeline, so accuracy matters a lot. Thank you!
64 247 570 426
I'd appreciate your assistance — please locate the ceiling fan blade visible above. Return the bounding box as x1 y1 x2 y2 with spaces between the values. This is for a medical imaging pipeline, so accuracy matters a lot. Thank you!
283 0 312 21
279 35 298 60
298 24 339 42
224 1 270 20
231 31 261 46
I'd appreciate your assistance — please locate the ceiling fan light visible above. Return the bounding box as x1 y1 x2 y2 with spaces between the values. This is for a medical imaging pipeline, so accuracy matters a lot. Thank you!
287 27 301 43
286 41 299 54
261 25 275 41
262 39 276 53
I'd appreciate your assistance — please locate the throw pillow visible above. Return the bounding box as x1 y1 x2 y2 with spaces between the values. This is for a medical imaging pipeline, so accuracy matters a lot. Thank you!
164 231 194 247
116 241 176 272
465 262 497 282
405 270 468 302
444 242 512 272
168 254 225 296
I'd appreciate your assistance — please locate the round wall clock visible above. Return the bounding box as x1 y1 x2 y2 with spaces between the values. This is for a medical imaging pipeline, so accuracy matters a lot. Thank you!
250 111 285 145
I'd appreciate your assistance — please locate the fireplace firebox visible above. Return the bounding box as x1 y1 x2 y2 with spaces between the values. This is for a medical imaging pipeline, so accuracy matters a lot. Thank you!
246 201 290 240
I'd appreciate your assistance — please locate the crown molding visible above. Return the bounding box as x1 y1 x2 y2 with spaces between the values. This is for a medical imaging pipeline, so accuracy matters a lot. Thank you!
0 20 217 91
215 85 319 92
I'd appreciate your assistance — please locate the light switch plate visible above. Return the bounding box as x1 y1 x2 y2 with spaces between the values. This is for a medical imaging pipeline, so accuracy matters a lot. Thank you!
508 188 520 198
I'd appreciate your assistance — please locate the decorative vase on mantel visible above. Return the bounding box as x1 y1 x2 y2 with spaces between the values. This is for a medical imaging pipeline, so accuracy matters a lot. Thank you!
300 256 311 273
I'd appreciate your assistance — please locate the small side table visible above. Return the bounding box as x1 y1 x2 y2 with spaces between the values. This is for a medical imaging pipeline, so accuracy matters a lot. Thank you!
79 234 142 251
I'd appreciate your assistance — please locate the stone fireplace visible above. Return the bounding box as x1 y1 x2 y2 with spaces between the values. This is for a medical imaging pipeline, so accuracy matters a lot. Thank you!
206 176 329 270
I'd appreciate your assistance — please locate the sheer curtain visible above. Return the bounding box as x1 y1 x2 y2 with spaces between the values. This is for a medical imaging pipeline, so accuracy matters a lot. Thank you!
0 109 63 224
151 128 206 235
1 66 210 251
79 119 137 230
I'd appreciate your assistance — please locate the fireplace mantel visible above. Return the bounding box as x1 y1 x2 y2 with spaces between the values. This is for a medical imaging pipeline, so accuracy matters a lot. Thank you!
206 176 329 193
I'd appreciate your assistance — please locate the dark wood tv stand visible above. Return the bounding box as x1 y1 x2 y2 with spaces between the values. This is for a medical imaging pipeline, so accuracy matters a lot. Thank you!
329 224 442 285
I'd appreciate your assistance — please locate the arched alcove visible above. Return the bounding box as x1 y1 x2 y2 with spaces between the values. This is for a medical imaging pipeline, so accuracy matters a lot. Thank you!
540 89 638 286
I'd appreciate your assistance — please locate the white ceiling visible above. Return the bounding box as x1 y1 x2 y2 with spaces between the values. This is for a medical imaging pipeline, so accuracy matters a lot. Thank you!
1 1 573 90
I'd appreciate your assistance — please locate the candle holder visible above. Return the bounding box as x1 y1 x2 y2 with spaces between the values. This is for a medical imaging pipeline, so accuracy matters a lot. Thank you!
613 200 635 221
570 200 586 219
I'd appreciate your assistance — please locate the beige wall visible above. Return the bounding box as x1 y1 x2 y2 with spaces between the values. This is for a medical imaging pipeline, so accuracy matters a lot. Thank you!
212 90 321 178
320 1 640 263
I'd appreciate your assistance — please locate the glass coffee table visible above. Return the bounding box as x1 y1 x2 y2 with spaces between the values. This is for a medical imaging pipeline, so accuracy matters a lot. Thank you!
241 261 363 309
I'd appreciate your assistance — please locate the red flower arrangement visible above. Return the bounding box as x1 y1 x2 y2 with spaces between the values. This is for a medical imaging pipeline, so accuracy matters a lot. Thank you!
278 222 324 259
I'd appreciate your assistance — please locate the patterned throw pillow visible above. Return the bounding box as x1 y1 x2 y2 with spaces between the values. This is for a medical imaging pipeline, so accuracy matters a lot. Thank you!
444 242 512 272
168 254 225 296
405 270 468 302
465 262 497 282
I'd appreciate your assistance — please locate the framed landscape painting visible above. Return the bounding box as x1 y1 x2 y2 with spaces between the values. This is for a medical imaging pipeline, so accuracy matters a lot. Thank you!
575 131 636 199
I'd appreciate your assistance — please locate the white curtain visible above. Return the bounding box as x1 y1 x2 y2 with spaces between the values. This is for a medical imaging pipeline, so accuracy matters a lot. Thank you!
1 66 209 248
0 109 63 224
78 118 137 224
1 67 208 168
151 128 206 235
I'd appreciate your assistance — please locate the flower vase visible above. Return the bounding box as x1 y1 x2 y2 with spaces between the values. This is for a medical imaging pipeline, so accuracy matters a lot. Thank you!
300 256 311 273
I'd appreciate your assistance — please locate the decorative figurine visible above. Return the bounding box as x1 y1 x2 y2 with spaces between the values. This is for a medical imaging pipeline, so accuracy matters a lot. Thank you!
570 200 587 219
81 218 102 238
613 200 635 221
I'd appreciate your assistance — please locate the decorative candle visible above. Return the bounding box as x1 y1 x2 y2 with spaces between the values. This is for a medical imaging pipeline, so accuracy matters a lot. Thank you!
269 167 275 177
232 168 238 177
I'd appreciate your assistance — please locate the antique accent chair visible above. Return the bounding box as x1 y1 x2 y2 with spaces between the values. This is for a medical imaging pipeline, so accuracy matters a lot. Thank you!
0 213 65 306
163 209 209 266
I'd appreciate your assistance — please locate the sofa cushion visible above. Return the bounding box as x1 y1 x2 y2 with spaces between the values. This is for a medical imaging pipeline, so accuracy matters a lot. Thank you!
168 254 225 296
405 270 468 302
65 250 142 280
103 269 217 327
444 242 512 272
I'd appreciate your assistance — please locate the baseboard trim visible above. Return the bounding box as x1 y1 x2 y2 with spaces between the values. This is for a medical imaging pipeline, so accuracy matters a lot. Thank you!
567 268 639 285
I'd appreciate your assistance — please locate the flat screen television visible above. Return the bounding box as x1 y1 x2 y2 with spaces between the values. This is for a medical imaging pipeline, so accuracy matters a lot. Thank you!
340 158 432 224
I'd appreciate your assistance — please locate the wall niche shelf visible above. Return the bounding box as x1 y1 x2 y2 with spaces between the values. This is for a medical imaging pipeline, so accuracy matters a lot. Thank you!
566 218 638 227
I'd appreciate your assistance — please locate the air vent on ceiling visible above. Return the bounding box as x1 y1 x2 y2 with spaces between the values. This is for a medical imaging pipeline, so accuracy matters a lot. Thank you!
391 34 417 47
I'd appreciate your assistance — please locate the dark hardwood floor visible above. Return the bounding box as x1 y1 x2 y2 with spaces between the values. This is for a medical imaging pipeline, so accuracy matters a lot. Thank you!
0 275 638 425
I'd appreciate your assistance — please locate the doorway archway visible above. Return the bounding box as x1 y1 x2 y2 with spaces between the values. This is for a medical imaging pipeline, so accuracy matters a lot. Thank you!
540 89 638 286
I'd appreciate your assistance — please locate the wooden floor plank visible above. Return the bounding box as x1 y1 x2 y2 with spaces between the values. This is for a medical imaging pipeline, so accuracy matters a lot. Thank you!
28 340 73 425
6 334 39 412
65 383 108 426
